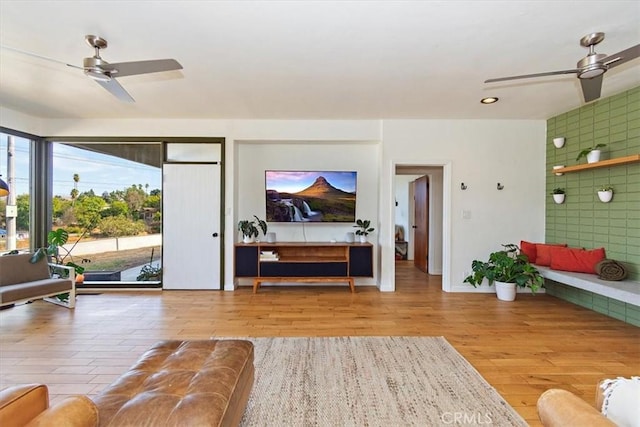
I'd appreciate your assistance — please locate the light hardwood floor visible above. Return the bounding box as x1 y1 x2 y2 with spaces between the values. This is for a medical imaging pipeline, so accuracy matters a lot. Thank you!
1 261 638 426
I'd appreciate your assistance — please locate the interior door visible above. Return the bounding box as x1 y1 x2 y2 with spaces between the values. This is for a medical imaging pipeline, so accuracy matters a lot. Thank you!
413 175 429 273
163 163 221 289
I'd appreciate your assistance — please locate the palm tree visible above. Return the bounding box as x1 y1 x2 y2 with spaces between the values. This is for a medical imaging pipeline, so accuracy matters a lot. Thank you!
72 174 80 206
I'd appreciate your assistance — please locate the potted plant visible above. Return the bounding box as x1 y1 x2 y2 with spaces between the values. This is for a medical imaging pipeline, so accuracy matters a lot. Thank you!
576 143 606 164
353 219 375 243
597 185 613 203
31 228 91 281
238 215 267 243
137 248 162 281
463 243 544 301
551 188 565 204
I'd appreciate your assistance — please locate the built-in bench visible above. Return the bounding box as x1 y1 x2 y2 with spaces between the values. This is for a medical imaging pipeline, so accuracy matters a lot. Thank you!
536 265 640 306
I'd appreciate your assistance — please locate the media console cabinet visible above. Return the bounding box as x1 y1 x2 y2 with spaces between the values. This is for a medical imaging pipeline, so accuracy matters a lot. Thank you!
234 241 373 293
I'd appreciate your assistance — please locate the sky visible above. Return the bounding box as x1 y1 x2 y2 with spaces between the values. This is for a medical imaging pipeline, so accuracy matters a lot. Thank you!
0 134 161 197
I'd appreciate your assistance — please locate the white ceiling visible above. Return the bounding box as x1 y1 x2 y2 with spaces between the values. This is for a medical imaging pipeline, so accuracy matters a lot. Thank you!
1 1 639 121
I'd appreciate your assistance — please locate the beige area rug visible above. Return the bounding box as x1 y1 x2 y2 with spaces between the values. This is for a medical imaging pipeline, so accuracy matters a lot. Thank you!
235 336 527 426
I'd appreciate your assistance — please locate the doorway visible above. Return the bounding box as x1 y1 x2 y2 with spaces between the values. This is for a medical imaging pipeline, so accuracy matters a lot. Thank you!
394 166 444 278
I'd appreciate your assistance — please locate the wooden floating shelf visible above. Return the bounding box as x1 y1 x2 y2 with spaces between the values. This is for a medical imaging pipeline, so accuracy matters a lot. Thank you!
552 154 640 174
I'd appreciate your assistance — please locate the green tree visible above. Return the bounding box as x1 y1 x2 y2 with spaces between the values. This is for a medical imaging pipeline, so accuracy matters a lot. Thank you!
125 185 146 218
74 195 106 228
143 194 161 210
16 194 30 230
102 200 129 218
52 196 72 223
97 216 146 237
70 188 79 205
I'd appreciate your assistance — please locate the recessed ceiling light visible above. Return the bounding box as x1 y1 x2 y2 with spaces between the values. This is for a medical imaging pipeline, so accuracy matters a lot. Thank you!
480 97 499 104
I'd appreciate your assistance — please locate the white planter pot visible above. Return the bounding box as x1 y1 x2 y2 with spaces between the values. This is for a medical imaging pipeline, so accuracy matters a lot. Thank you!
586 150 601 163
552 137 565 148
495 281 517 302
597 190 613 203
359 235 368 243
552 194 565 204
553 165 565 176
243 235 255 244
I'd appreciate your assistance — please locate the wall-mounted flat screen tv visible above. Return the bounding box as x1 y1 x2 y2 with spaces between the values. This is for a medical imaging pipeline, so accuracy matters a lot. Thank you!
265 170 357 222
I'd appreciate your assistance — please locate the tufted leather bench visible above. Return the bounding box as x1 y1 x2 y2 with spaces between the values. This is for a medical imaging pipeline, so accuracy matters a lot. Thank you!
93 339 254 427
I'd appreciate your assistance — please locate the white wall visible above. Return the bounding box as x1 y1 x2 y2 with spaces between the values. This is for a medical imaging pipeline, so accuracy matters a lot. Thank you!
1 109 546 293
380 120 546 292
235 140 380 288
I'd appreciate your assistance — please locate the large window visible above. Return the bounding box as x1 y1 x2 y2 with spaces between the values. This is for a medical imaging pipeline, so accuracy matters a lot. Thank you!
50 142 163 286
0 133 31 252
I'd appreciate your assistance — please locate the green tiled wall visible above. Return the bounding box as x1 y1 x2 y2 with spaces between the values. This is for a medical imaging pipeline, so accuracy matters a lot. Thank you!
546 87 640 324
544 281 640 327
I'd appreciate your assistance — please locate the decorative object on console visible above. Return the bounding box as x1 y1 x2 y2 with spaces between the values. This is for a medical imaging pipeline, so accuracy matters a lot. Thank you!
238 215 268 243
266 232 276 243
597 185 613 203
464 243 544 301
552 137 566 148
551 188 565 204
265 170 357 222
354 219 375 243
345 232 355 243
576 143 606 164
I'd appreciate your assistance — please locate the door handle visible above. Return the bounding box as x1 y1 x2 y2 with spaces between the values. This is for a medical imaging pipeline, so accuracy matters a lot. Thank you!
212 233 219 237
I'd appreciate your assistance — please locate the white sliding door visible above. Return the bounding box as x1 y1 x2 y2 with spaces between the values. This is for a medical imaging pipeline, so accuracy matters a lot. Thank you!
163 161 221 289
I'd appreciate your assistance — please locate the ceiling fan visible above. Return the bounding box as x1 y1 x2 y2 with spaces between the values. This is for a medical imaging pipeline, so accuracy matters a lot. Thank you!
2 35 182 102
485 32 640 102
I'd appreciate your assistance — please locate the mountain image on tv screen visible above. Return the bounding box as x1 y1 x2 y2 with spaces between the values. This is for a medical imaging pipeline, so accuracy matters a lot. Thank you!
265 171 357 222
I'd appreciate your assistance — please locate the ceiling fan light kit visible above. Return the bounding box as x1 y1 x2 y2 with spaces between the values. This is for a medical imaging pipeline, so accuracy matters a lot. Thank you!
485 32 640 103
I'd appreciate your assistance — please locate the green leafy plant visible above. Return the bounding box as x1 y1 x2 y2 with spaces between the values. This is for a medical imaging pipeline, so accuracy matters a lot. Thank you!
30 228 91 276
463 243 543 294
598 185 613 192
137 248 162 281
551 188 565 195
354 219 375 236
238 215 267 239
576 143 606 161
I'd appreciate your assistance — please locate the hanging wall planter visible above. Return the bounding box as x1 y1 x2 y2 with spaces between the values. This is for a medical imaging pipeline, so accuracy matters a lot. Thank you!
597 186 613 203
551 188 565 204
553 165 565 176
553 137 565 148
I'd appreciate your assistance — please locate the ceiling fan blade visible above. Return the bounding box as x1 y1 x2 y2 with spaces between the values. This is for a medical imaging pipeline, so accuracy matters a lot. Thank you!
1 45 83 70
485 69 578 83
580 74 603 103
107 59 183 77
95 78 135 102
602 44 640 68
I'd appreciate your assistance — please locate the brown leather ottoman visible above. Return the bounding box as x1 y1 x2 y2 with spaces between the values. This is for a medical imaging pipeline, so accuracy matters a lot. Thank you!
93 340 254 427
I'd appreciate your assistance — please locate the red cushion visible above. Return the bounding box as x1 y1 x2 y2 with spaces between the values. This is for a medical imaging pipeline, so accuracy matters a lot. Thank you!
550 247 607 274
520 241 537 263
535 243 567 266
